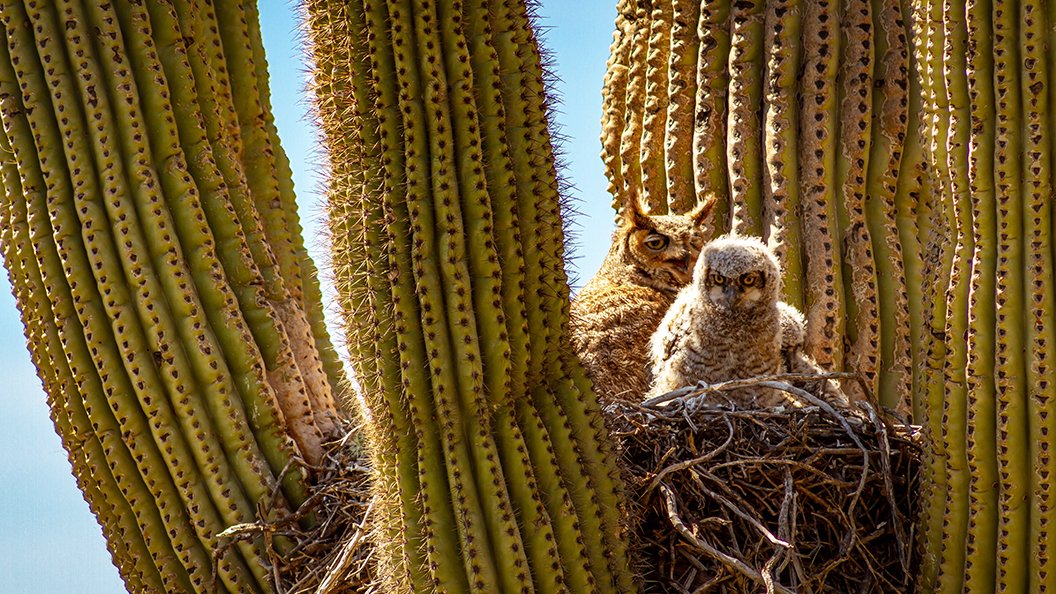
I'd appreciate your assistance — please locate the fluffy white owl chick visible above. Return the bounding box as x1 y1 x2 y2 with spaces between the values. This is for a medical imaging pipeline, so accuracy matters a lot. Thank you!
648 234 787 406
777 301 848 404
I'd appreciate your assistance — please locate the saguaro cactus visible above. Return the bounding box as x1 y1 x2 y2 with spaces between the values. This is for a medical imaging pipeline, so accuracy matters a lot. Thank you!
306 0 635 592
600 0 1056 591
601 0 919 411
910 0 1056 589
0 0 345 591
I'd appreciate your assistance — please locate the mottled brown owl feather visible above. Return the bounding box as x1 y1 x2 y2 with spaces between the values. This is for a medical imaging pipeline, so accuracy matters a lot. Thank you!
571 194 715 404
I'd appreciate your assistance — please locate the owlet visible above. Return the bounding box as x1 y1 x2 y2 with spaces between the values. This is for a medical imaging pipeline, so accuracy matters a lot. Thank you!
649 234 788 406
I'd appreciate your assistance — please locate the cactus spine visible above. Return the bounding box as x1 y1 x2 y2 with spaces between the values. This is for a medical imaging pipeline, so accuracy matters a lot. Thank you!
0 0 347 591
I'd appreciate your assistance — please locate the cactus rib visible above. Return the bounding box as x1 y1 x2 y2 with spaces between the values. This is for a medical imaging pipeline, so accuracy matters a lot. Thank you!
726 0 764 235
640 0 672 212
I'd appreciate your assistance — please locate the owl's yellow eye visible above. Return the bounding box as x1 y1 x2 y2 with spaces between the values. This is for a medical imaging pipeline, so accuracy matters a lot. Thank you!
741 272 759 287
709 272 726 285
643 233 669 252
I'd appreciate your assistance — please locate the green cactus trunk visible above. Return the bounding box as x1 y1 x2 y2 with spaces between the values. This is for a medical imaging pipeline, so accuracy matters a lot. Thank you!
0 0 347 591
599 0 1056 590
305 0 635 592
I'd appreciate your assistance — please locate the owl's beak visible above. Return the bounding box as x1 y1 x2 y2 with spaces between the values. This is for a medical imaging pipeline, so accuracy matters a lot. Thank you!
715 285 737 309
668 256 692 282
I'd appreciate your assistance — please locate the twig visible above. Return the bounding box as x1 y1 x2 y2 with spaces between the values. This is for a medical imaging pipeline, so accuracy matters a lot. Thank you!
643 415 735 495
315 498 374 594
755 380 870 521
688 470 790 548
642 372 859 408
865 401 910 577
660 484 795 594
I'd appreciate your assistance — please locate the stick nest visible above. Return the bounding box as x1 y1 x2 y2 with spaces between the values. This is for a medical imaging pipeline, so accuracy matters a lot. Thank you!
232 374 919 594
606 374 921 593
218 423 377 594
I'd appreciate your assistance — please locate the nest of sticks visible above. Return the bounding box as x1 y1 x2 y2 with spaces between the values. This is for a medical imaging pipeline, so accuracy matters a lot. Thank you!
223 372 919 594
217 422 377 594
606 373 921 593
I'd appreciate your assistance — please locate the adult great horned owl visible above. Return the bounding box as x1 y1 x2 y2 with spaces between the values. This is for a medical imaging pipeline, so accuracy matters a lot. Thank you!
648 234 788 406
570 194 715 404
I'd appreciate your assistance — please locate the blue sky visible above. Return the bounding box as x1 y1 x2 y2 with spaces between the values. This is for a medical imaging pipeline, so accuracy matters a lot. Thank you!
0 1 617 591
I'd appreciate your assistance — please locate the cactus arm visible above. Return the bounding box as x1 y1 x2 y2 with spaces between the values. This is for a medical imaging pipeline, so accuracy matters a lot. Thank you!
462 1 583 589
464 0 530 412
380 0 509 589
0 18 254 588
112 0 330 465
81 0 309 502
312 0 637 590
359 0 479 587
493 2 635 588
422 0 544 589
311 3 424 570
46 0 289 526
0 123 158 593
401 0 524 586
325 2 442 589
164 0 341 440
1 0 349 589
518 387 597 593
465 15 596 580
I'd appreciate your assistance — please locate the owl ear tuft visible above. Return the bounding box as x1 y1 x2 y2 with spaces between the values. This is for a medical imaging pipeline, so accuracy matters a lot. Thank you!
620 191 652 229
688 193 717 227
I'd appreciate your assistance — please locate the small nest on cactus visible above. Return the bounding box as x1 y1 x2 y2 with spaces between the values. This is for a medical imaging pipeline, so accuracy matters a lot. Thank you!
606 373 921 593
216 422 377 594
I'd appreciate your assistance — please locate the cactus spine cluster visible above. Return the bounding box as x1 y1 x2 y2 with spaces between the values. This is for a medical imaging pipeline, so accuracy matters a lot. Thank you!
601 0 1056 590
0 0 345 591
306 0 635 592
